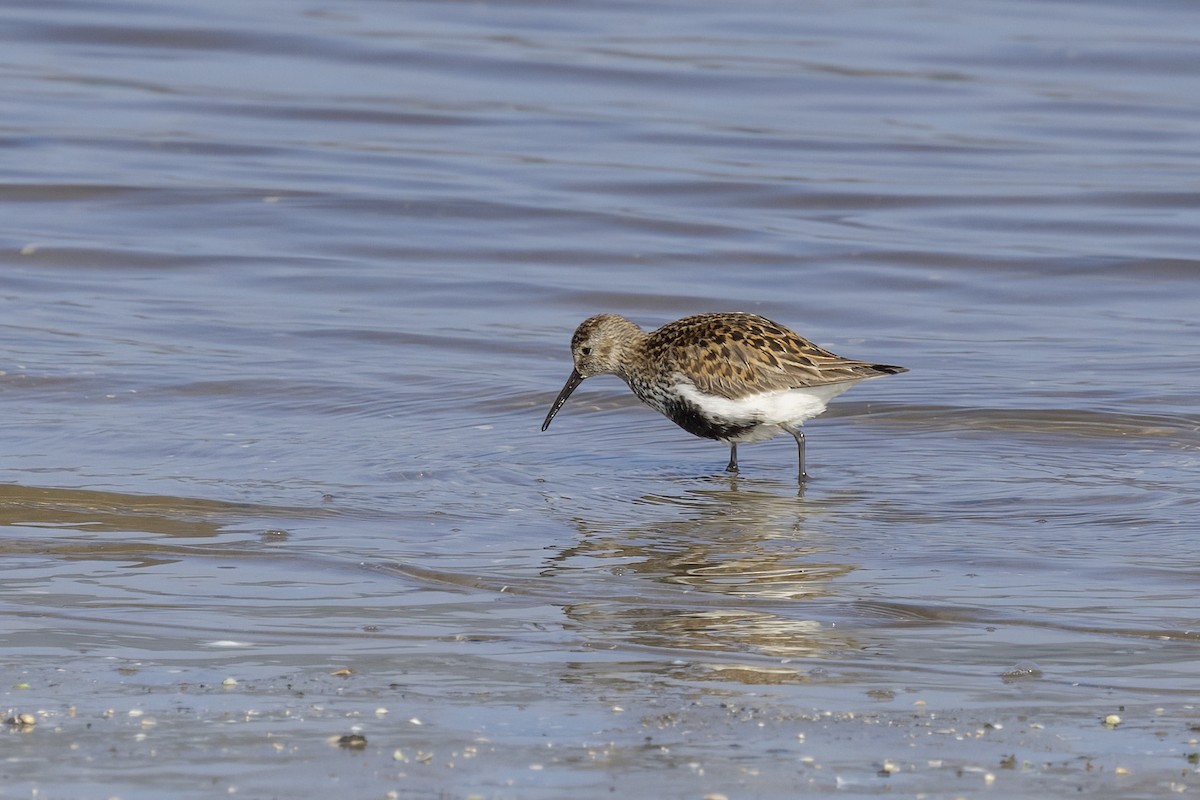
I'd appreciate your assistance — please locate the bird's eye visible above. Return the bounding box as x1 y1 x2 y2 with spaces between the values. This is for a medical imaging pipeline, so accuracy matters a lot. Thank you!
580 346 592 356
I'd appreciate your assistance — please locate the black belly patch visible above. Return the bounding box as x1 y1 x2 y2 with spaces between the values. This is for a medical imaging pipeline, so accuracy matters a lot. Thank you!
662 398 757 441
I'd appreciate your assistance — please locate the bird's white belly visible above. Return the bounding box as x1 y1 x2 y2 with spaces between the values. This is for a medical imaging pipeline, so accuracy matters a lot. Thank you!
672 381 855 442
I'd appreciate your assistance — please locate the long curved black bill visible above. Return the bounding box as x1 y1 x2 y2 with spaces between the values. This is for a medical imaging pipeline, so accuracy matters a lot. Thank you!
541 369 584 431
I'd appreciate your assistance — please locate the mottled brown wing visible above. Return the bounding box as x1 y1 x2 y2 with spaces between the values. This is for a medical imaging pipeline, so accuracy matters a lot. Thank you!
649 313 904 400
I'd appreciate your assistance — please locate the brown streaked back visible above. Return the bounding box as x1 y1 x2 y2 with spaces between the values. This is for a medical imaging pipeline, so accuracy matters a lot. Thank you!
643 312 906 400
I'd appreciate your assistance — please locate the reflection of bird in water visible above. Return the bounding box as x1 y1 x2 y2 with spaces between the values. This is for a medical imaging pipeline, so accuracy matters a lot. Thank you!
547 487 859 659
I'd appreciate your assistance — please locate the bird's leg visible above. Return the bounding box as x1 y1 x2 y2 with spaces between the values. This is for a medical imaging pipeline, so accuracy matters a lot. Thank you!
726 443 739 473
787 427 808 482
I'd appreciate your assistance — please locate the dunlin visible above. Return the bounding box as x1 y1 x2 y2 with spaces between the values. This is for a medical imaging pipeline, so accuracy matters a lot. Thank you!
541 312 906 481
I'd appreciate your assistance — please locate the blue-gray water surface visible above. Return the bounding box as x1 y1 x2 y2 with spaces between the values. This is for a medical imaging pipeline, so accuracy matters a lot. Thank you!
2 0 1198 797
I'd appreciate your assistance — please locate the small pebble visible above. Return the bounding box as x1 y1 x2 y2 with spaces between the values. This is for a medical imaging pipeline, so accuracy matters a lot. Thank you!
1000 662 1044 681
337 734 367 749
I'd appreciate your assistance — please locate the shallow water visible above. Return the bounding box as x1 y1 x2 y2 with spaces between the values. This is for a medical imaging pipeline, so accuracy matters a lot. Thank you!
2 0 1200 797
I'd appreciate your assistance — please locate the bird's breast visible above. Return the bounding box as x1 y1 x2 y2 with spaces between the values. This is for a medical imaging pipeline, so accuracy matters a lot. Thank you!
627 379 828 443
667 382 847 439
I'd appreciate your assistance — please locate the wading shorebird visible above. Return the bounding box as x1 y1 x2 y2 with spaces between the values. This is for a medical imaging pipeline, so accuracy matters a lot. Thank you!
541 312 906 481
